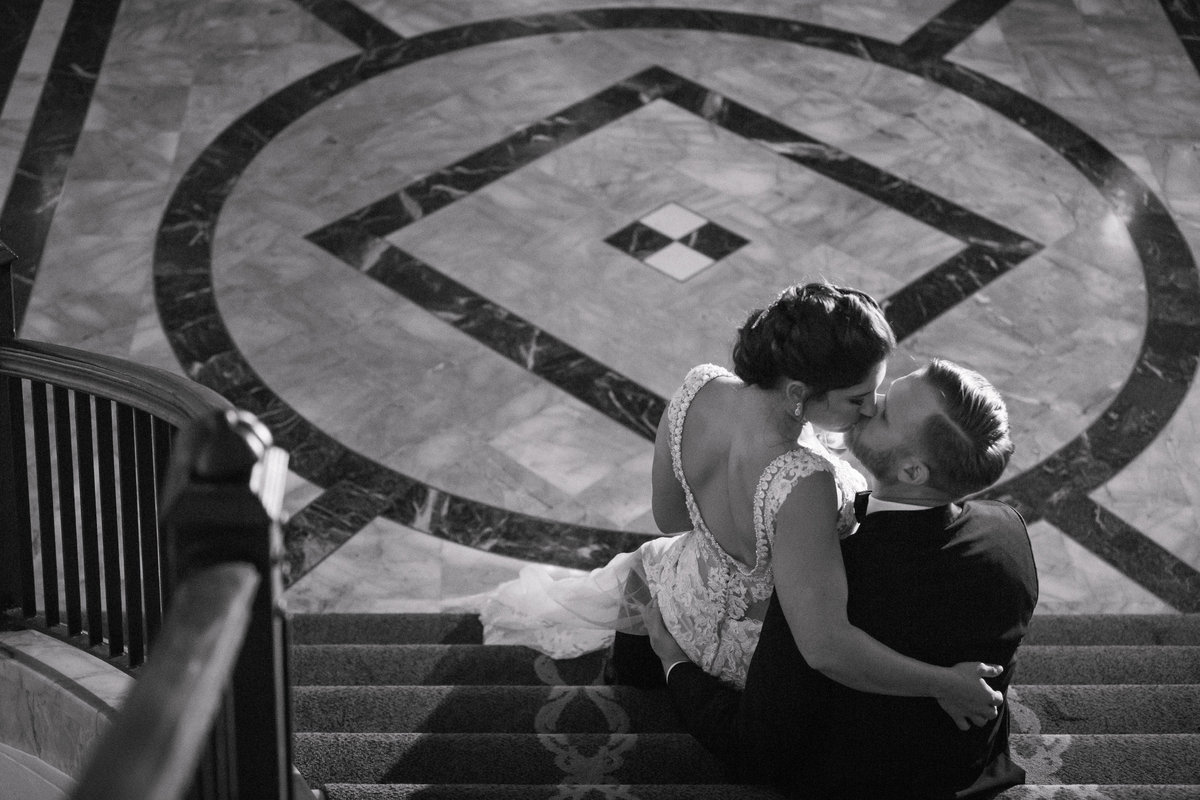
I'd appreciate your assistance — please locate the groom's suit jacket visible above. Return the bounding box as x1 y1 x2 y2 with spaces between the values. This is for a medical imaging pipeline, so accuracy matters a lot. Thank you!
666 500 1038 800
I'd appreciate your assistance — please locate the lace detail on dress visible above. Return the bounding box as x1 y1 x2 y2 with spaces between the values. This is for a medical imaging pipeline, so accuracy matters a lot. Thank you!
667 363 729 508
756 441 867 546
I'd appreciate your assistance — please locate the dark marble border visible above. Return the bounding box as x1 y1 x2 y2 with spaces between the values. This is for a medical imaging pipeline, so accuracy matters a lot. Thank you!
0 0 43 112
900 0 1018 60
1159 0 1200 80
2 0 123 330
289 0 404 49
152 8 1200 608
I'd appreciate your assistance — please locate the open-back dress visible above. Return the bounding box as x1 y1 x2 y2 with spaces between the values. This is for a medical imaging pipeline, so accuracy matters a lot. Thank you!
473 364 866 688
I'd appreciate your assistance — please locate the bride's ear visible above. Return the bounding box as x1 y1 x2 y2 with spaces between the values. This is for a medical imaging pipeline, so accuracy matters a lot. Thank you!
784 380 811 407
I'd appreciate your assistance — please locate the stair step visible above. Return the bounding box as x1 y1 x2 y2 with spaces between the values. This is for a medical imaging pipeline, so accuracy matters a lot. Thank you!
319 786 1200 800
292 642 1200 686
1023 615 1200 646
291 613 483 645
1008 685 1200 733
294 732 729 784
295 733 1200 785
289 613 1200 647
1016 646 1200 684
998 788 1200 800
292 684 1200 735
291 644 608 686
1009 734 1200 783
293 685 681 733
321 783 788 799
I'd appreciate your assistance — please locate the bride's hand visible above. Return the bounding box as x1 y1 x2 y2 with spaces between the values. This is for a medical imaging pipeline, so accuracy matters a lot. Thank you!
935 662 1005 731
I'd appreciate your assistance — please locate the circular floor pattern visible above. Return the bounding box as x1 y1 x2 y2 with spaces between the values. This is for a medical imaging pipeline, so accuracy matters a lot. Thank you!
152 7 1200 608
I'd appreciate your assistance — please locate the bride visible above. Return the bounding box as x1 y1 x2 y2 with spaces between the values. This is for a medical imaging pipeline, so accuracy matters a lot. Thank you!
469 282 892 689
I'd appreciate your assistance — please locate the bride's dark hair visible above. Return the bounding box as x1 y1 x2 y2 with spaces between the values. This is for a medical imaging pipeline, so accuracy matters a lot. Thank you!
732 282 895 396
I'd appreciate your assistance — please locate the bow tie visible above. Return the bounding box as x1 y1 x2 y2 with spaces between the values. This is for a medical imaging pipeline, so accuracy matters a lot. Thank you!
854 491 871 523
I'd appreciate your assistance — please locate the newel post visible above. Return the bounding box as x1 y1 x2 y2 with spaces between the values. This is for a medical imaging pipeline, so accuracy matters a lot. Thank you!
159 408 294 799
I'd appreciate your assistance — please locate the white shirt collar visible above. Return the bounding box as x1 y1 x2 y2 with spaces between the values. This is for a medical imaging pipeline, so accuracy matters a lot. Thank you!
862 495 940 516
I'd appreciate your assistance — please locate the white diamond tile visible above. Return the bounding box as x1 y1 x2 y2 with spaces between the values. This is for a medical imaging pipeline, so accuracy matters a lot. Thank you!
644 242 713 280
640 203 706 238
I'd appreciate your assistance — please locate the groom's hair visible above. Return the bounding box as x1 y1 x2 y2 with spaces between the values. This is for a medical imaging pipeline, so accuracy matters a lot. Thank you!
918 359 1014 500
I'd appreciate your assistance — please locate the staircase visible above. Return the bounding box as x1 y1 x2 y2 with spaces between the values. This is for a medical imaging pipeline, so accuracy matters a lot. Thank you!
290 612 1200 799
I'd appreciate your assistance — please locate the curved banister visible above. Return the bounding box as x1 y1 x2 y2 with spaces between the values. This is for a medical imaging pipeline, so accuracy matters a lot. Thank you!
0 338 231 424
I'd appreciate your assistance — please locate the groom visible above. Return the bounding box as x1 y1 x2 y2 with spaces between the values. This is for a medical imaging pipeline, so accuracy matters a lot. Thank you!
648 359 1038 799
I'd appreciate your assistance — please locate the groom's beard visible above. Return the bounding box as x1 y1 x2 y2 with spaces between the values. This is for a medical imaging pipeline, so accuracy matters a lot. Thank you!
848 427 899 484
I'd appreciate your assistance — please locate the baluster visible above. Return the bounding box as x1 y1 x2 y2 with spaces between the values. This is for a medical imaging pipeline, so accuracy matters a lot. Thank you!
116 405 146 665
213 690 236 799
152 416 173 491
1 374 36 614
75 393 104 646
152 416 174 601
135 409 163 643
30 381 60 626
53 386 83 634
94 397 125 657
182 665 237 800
1 239 14 339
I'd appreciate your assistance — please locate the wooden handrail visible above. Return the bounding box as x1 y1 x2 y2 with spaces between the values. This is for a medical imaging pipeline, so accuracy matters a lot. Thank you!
71 562 261 800
0 338 231 424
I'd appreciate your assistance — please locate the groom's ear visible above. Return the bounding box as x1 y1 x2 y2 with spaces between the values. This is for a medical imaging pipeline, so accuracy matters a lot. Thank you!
896 457 930 486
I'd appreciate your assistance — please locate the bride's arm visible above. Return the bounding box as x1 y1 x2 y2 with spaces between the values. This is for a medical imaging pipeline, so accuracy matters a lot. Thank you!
651 407 691 533
773 472 1002 730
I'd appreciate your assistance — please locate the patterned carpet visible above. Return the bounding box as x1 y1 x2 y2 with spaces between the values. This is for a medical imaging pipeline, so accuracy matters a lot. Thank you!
289 612 1200 797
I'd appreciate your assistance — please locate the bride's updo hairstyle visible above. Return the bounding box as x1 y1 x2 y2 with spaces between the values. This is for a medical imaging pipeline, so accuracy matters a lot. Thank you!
732 282 895 397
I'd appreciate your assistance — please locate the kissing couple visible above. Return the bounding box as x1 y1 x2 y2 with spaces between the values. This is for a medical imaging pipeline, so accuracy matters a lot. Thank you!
473 281 1038 799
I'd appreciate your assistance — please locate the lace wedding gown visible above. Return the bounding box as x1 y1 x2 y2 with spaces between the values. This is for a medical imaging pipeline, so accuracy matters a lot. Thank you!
472 364 866 688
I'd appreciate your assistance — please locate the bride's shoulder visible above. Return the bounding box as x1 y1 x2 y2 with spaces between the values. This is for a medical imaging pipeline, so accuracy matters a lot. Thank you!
675 364 738 407
683 363 736 386
761 443 838 491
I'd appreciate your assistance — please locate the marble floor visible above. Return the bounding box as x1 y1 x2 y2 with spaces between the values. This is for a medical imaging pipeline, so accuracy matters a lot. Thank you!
3 0 1199 617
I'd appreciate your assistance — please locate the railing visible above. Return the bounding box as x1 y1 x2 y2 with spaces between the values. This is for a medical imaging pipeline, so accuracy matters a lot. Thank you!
0 336 234 666
1 243 297 799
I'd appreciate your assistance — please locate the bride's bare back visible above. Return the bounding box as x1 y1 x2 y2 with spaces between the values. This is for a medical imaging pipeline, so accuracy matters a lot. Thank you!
676 375 801 568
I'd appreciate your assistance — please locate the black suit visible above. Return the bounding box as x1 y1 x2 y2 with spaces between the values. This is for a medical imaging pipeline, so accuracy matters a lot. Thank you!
666 500 1038 799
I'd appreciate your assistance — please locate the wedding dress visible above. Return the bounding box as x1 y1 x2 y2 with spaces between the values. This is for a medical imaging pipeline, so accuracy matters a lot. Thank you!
471 364 866 688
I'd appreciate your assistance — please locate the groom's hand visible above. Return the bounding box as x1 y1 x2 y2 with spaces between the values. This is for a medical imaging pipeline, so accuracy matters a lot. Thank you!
644 601 690 679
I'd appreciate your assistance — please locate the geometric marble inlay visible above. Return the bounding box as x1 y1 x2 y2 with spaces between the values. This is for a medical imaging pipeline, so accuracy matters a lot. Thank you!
605 202 749 281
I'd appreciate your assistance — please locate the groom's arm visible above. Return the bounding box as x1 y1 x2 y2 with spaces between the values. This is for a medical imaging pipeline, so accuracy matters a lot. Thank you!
664 662 742 764
645 607 743 764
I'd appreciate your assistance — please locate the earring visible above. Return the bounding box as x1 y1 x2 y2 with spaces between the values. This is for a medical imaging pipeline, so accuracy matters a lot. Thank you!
793 402 804 419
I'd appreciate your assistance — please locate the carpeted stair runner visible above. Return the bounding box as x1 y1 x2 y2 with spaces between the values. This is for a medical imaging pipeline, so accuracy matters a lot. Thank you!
290 613 1200 799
